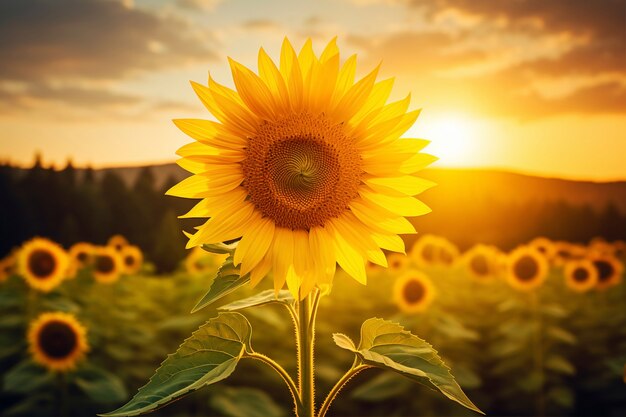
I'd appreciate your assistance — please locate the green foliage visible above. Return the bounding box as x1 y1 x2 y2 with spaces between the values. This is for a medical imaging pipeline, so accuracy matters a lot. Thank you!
210 387 286 417
3 361 52 394
102 312 252 417
74 365 128 403
192 257 250 313
219 289 294 311
334 318 483 414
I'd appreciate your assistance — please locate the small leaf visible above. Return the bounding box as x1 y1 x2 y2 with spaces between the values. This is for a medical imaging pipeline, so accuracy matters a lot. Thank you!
192 257 250 313
546 326 577 345
3 360 53 393
210 387 286 417
202 242 238 255
101 313 252 417
545 356 576 375
332 333 356 351
219 290 294 311
75 365 128 404
336 318 483 414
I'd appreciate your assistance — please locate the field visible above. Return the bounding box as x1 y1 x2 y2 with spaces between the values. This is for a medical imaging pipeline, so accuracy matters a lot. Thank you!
1 235 624 417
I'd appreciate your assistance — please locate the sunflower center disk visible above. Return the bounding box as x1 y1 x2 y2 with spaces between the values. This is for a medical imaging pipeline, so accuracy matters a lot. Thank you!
573 267 589 282
38 321 77 359
96 255 115 274
243 113 361 230
28 249 56 279
593 260 613 282
470 255 489 276
403 280 426 304
514 255 538 281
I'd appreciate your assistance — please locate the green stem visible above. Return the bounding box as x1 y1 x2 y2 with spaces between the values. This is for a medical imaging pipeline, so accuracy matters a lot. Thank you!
298 291 317 417
318 362 370 417
530 292 545 417
247 352 302 412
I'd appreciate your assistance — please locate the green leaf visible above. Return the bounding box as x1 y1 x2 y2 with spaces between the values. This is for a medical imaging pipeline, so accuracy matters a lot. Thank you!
219 290 294 311
335 318 483 414
202 242 238 255
3 360 53 394
351 372 411 401
546 326 577 345
75 365 128 404
191 258 250 313
209 387 286 417
545 356 576 375
100 312 252 417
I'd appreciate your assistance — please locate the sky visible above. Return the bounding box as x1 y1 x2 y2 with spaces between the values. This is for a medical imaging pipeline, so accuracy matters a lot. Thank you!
0 0 625 181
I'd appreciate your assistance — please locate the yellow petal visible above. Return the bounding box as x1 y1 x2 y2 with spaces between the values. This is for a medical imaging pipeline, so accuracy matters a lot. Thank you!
332 64 380 123
309 226 336 286
325 220 367 284
349 198 417 234
235 216 275 276
250 253 272 288
173 119 247 150
258 47 290 114
271 227 294 293
280 37 303 110
372 232 406 254
186 202 258 248
330 54 356 107
179 188 248 219
331 214 387 267
364 176 436 196
229 57 277 120
360 188 432 217
320 37 339 63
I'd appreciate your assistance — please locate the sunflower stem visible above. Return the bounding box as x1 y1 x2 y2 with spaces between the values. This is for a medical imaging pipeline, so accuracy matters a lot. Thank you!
297 291 318 417
318 360 370 417
530 292 545 417
247 352 303 413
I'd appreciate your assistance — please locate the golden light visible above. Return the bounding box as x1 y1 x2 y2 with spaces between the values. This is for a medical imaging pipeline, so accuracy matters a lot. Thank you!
415 113 479 166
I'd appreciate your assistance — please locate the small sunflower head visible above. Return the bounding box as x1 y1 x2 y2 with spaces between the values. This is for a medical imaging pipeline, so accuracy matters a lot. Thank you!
463 245 498 282
529 237 555 260
18 238 69 292
506 246 548 291
387 253 410 273
121 245 143 275
107 235 129 253
185 247 227 276
564 260 598 293
28 312 89 372
409 234 439 266
393 271 435 313
92 246 123 284
69 242 94 266
590 254 623 291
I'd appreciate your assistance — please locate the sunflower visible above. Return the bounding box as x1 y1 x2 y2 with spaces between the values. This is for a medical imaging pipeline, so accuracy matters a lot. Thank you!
393 271 435 313
69 242 94 266
437 238 460 267
107 235 129 252
387 253 410 274
506 246 548 291
121 245 143 275
0 253 16 282
92 246 123 284
463 245 498 282
529 237 555 260
18 238 69 292
409 234 440 266
28 312 88 372
564 260 598 293
168 38 435 298
590 254 623 291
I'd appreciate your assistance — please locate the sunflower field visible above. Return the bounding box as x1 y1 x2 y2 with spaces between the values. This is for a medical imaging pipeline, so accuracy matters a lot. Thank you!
1 234 624 417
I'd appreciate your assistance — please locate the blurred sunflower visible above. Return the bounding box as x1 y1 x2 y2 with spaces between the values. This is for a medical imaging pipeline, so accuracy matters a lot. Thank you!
185 246 227 276
393 271 435 313
168 38 435 298
409 234 439 266
121 245 143 275
69 242 94 266
463 245 498 282
0 253 16 282
93 246 123 284
437 238 460 267
506 246 548 291
590 254 623 291
613 240 625 259
387 253 410 274
564 260 598 293
529 237 555 260
28 312 88 372
107 235 129 252
18 238 69 292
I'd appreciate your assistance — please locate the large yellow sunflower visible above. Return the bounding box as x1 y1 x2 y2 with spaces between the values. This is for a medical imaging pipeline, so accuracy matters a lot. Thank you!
18 238 69 292
28 312 89 372
168 38 435 298
393 271 435 313
506 246 548 291
92 246 123 284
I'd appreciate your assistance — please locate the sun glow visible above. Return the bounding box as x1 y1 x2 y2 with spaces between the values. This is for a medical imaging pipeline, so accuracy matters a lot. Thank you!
416 114 480 166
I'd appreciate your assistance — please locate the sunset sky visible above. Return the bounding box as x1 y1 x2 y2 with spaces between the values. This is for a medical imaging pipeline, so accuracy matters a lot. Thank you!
0 0 624 181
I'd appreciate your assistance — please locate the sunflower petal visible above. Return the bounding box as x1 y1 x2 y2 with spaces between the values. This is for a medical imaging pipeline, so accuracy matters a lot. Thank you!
235 217 275 276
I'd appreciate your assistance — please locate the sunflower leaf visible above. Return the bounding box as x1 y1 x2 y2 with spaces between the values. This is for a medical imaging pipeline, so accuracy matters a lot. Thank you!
201 241 239 255
191 257 250 313
100 312 252 417
335 317 483 414
219 289 294 311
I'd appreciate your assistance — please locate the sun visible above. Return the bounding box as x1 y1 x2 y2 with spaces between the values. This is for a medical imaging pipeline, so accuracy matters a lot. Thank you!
414 114 477 166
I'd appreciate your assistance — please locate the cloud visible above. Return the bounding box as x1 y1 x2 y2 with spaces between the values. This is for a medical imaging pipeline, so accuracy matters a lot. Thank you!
176 0 223 12
0 0 217 81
